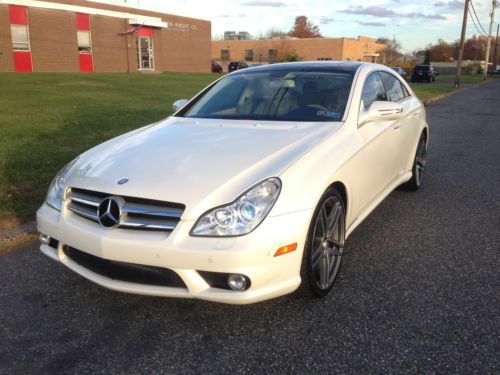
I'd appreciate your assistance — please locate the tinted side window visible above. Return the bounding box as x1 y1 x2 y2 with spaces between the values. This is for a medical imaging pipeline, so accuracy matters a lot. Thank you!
361 73 387 109
379 72 406 102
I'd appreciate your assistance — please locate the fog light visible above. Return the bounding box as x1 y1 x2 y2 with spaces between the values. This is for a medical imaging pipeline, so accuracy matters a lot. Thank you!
39 233 51 245
227 274 248 291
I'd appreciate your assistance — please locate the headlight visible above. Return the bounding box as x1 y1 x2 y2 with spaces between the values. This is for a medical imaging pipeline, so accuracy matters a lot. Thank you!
191 178 281 237
46 158 78 211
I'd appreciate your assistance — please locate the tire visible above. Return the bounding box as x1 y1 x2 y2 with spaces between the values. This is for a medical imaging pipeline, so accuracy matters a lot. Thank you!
402 132 427 191
299 187 345 298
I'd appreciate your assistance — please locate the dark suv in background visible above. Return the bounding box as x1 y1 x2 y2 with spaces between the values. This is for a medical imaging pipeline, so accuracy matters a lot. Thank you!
228 61 249 72
411 65 437 83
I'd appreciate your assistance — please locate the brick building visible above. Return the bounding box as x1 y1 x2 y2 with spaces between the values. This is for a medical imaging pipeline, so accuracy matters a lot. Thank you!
212 36 385 69
0 0 211 73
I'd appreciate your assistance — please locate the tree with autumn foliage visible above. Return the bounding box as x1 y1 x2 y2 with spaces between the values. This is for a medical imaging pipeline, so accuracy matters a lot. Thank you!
376 37 403 65
289 16 322 38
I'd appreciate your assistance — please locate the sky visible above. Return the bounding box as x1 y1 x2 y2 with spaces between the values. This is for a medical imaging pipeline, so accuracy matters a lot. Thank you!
93 0 496 52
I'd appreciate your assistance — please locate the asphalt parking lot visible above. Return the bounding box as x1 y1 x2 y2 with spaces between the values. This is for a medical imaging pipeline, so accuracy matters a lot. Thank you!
1 80 499 374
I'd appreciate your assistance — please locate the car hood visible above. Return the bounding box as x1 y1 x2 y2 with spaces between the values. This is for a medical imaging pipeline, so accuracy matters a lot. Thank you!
67 117 342 220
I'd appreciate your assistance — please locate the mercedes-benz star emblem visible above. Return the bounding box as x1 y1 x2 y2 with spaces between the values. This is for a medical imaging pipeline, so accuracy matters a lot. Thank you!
97 197 121 228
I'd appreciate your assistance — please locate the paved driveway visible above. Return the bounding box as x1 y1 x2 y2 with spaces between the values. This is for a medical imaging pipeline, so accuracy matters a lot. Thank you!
1 80 499 374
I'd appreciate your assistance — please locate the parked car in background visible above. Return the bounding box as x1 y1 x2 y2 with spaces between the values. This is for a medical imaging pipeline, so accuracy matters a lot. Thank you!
411 65 437 83
37 62 429 304
211 61 223 73
228 61 248 72
391 67 406 77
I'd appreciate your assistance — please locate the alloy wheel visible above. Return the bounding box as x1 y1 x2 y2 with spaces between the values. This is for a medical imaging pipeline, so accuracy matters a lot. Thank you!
415 138 427 187
310 196 345 290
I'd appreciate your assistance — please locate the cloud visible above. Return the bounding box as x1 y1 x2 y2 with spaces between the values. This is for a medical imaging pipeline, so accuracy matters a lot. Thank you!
216 14 246 18
340 6 395 18
319 16 336 25
433 1 464 9
358 21 385 27
339 6 446 20
240 0 286 7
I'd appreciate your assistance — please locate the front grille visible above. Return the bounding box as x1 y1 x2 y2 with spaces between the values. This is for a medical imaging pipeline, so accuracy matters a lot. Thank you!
66 187 185 232
63 246 187 288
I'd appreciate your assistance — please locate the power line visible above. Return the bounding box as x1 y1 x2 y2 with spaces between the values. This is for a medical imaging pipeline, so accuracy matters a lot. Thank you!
469 0 489 35
468 8 489 36
470 0 488 33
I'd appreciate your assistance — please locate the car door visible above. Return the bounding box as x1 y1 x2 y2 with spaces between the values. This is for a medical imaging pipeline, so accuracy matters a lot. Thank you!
349 71 401 219
379 71 422 177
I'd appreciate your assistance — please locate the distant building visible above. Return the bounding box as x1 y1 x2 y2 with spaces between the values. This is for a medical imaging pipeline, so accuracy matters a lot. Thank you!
0 0 211 73
212 36 385 69
224 31 250 40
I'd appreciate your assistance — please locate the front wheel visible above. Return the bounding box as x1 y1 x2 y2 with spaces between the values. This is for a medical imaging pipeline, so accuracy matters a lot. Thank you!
402 133 427 191
299 188 345 298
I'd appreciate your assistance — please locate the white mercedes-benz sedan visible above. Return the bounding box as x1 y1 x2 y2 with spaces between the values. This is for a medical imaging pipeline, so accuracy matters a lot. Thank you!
37 62 428 304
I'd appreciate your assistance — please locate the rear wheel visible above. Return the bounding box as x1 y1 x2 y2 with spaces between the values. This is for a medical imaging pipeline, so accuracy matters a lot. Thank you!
299 188 345 298
402 133 427 191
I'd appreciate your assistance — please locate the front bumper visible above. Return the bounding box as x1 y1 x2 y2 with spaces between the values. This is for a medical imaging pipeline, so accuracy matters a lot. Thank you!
37 203 312 304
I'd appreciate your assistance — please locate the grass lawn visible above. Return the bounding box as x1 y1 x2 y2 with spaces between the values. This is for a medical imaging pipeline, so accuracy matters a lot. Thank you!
408 73 496 101
409 83 459 101
438 74 486 84
0 73 219 221
0 71 487 222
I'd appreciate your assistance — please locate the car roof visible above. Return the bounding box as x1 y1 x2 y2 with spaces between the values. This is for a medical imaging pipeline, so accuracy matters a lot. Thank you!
231 61 366 74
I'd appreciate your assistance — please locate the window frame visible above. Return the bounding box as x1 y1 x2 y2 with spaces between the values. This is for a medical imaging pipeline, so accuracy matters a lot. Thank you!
77 30 92 53
221 49 230 60
268 49 278 62
244 49 253 62
10 24 30 51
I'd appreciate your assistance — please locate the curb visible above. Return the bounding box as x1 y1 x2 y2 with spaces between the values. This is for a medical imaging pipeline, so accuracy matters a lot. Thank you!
0 221 38 253
422 87 463 106
422 78 496 106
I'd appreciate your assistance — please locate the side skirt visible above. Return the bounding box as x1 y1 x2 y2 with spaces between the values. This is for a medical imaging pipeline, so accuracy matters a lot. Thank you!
345 171 412 239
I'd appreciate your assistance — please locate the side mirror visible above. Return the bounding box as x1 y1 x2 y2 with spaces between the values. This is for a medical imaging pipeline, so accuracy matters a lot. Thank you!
172 99 189 113
359 101 404 126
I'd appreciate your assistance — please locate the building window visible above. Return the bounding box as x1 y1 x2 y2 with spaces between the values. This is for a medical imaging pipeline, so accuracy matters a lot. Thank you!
11 24 30 50
221 49 230 60
317 57 332 61
245 49 253 61
269 49 277 62
77 30 91 53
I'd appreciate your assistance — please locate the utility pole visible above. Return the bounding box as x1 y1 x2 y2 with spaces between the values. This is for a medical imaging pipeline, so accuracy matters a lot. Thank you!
455 0 470 87
482 0 496 80
494 24 499 72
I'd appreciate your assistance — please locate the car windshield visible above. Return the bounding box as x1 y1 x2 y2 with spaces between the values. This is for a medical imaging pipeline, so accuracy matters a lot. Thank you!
179 68 354 122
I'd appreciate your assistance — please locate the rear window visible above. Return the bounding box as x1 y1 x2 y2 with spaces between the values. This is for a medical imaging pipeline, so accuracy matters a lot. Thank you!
179 68 355 122
415 65 430 71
